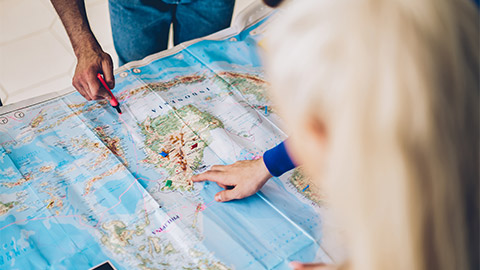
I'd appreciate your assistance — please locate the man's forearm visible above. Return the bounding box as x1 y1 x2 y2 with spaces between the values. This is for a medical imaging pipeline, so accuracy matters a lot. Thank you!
50 0 101 57
50 0 114 101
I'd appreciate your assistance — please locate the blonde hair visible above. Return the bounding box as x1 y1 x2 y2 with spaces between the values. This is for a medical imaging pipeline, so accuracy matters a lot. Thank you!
266 0 479 269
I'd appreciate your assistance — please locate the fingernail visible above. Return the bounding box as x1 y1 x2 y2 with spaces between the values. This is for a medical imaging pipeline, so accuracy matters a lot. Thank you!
214 194 222 201
289 261 301 269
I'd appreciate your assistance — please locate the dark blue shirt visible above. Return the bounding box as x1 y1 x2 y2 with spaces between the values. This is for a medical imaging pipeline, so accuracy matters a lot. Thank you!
263 141 296 177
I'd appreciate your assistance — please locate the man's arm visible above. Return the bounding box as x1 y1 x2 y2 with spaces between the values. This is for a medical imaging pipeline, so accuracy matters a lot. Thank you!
50 0 114 100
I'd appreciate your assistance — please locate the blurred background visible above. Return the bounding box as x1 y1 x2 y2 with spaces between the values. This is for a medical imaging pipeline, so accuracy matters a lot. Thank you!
0 0 257 105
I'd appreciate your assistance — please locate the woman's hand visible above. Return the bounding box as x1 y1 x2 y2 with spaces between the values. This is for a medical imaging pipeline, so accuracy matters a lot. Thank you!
191 158 272 202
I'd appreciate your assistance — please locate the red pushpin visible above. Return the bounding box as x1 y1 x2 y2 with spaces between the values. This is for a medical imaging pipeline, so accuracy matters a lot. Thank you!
97 73 121 114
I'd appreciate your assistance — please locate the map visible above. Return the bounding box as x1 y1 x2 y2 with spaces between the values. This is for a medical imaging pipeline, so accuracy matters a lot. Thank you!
0 4 334 270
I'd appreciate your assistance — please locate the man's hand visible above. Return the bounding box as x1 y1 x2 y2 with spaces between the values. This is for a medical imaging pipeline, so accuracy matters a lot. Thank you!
50 0 115 101
73 49 114 100
191 158 272 202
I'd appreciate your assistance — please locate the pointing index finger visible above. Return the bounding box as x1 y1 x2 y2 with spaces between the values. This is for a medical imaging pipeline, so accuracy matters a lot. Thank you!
191 170 228 184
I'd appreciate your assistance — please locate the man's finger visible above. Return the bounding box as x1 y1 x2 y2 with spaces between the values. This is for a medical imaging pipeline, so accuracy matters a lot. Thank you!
76 80 93 101
73 75 91 100
101 58 115 89
72 80 86 100
93 95 108 100
86 73 108 100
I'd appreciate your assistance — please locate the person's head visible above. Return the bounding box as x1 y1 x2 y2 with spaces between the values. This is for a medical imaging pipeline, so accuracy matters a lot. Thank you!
266 0 479 269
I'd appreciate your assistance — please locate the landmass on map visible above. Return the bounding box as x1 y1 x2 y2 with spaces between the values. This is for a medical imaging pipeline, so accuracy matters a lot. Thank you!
141 105 223 191
217 71 269 102
40 182 65 215
289 169 323 206
94 125 128 165
0 200 17 216
115 74 208 101
1 174 32 188
100 217 230 269
214 71 273 113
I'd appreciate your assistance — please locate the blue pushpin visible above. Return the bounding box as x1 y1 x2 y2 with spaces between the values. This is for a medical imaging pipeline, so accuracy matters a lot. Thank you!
160 151 168 157
302 185 309 192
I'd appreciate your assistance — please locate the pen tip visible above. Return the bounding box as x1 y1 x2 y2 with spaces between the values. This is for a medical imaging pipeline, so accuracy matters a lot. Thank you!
113 105 122 114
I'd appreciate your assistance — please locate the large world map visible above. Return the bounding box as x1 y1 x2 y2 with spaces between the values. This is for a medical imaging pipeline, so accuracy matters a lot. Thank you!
0 5 333 269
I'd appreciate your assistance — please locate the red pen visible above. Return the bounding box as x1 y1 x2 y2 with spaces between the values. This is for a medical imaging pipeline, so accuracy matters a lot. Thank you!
97 73 122 114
